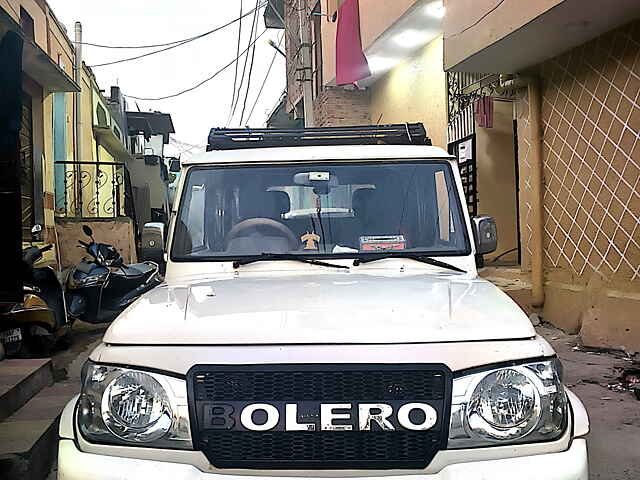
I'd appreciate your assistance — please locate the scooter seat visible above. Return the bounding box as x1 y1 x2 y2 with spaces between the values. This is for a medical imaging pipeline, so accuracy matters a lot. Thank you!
115 263 156 279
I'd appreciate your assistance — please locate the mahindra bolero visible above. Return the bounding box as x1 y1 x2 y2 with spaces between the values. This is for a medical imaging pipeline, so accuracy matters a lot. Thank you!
58 124 589 479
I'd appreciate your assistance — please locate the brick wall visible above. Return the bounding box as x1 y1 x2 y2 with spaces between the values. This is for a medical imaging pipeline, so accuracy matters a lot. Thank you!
284 0 318 111
314 86 371 126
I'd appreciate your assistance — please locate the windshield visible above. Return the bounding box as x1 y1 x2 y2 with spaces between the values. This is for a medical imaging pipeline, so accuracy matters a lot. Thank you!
171 161 470 260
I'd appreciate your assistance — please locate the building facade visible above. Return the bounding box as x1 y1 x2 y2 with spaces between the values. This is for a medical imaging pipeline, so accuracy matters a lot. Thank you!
444 0 640 351
1 0 78 259
126 111 174 228
1 0 175 269
274 0 640 351
274 0 447 146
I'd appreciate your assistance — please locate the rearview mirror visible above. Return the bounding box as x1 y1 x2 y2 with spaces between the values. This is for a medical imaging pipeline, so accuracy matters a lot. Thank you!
293 172 337 196
82 225 93 238
472 216 497 255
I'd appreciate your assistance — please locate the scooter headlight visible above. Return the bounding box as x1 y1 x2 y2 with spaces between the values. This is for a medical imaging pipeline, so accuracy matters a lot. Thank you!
78 362 192 449
69 271 108 288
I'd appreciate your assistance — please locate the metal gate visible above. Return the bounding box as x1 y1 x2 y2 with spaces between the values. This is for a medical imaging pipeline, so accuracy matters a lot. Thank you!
448 136 477 217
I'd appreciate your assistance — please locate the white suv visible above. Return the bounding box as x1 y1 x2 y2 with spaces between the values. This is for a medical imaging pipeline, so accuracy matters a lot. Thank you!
58 125 589 479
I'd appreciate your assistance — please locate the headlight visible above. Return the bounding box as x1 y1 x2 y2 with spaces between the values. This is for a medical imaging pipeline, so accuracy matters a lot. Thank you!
78 362 192 449
448 359 567 448
70 271 108 288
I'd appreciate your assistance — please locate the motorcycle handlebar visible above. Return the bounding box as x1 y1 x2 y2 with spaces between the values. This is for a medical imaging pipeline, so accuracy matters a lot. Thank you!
40 244 53 253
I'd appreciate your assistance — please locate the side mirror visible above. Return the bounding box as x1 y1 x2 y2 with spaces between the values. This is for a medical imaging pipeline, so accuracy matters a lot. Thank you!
472 216 497 255
140 222 166 265
82 225 94 238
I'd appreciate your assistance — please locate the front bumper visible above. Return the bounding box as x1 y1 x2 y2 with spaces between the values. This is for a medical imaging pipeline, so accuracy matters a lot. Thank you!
58 438 588 480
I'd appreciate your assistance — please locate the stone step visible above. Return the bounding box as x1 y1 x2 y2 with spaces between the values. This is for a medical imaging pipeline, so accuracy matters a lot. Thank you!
0 382 79 480
0 359 54 423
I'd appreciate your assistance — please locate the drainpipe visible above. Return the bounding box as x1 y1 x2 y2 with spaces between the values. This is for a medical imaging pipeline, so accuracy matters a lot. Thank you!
74 22 82 162
528 76 545 308
74 22 83 216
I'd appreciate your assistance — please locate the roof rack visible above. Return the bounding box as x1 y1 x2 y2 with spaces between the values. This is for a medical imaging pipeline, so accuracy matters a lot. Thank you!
206 123 431 151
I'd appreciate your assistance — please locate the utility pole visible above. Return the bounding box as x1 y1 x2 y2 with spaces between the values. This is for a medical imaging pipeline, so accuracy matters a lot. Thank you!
296 0 315 127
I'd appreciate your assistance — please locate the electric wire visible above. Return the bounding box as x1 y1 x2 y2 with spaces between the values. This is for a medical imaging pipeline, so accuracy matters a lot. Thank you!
227 0 244 126
227 0 261 126
88 3 265 68
448 0 507 38
239 0 262 125
246 34 283 124
124 28 267 101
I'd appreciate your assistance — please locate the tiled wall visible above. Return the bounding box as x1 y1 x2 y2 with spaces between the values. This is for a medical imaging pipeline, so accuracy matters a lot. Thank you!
518 21 640 286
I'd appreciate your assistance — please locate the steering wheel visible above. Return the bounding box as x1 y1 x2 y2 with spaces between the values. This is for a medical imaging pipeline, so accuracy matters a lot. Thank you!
224 218 299 251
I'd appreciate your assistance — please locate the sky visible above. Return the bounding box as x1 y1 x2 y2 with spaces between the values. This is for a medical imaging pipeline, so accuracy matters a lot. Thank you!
48 0 286 158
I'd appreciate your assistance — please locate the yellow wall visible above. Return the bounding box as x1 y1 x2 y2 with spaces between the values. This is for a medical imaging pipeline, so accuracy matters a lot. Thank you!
5 0 47 48
5 0 75 76
475 100 519 263
46 10 75 78
369 36 448 149
5 0 77 238
80 67 94 161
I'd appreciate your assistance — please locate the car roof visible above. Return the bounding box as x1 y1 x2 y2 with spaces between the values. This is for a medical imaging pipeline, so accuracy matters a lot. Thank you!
182 144 453 166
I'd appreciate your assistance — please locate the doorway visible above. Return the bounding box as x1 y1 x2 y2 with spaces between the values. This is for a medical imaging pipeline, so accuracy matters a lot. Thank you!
474 99 520 265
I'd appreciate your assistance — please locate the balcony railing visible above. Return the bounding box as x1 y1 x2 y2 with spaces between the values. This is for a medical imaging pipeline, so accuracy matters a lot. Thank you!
54 161 136 220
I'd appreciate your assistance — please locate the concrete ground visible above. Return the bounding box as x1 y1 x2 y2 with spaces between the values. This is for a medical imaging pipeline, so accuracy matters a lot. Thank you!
44 321 638 480
538 323 640 480
46 321 107 480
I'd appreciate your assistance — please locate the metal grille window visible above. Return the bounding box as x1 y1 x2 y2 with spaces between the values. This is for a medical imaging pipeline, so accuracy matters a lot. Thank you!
54 161 135 220
20 93 34 239
448 136 477 217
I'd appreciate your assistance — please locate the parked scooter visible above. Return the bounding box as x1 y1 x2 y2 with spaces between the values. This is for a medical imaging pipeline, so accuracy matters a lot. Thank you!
0 226 71 356
66 226 162 324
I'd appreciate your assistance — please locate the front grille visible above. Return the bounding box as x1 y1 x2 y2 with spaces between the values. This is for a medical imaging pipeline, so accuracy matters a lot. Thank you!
188 364 452 470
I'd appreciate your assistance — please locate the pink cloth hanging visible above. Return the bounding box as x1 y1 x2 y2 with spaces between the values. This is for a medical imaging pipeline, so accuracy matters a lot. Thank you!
335 0 371 85
474 96 494 128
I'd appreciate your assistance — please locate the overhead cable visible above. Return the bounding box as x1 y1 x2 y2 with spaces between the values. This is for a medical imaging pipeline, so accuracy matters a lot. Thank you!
227 0 261 126
239 0 263 125
125 29 267 101
246 34 283 125
89 3 266 67
227 0 244 126
448 0 506 38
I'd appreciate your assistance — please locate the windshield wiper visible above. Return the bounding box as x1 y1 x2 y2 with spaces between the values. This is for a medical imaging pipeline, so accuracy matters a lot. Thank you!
233 253 349 270
352 254 466 273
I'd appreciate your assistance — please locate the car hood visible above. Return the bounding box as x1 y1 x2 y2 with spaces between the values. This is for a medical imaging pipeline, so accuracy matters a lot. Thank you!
104 272 535 345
